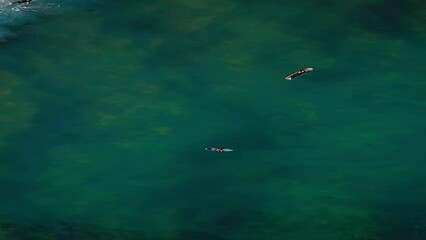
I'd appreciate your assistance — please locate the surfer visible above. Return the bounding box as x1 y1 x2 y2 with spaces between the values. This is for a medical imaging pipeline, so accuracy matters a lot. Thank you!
285 67 313 80
205 147 233 153
12 0 31 4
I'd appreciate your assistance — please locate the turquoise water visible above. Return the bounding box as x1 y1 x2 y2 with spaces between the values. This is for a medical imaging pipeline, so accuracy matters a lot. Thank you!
0 0 426 239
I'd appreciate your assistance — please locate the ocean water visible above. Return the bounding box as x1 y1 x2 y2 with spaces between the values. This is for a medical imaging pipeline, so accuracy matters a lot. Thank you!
0 0 426 239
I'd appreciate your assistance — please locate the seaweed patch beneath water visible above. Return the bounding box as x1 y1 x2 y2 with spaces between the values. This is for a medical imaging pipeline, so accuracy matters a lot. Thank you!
0 221 146 240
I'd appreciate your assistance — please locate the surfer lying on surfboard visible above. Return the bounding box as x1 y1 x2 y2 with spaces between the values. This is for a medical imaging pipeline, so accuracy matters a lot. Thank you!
285 67 313 80
205 147 233 153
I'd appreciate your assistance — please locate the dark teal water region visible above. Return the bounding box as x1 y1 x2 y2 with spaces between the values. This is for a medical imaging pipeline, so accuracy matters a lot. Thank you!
0 0 426 239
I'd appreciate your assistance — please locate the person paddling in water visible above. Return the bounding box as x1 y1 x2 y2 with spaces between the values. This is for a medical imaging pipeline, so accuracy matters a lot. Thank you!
205 147 234 153
12 0 31 5
215 148 224 153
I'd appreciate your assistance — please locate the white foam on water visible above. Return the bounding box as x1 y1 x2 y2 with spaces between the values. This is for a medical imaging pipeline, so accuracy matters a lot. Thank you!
0 0 96 42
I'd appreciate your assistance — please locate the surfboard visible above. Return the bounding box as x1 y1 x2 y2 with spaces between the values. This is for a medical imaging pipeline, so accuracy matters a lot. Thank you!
285 67 313 80
205 147 233 152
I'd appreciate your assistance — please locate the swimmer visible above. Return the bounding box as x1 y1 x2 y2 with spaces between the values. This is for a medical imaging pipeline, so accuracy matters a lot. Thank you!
205 147 233 153
284 67 313 80
12 0 31 5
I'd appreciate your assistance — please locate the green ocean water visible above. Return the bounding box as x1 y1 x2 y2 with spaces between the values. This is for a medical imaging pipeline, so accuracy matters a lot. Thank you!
0 0 426 239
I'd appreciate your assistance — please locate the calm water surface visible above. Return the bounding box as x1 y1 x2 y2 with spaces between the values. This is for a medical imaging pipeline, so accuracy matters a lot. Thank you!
0 0 425 239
